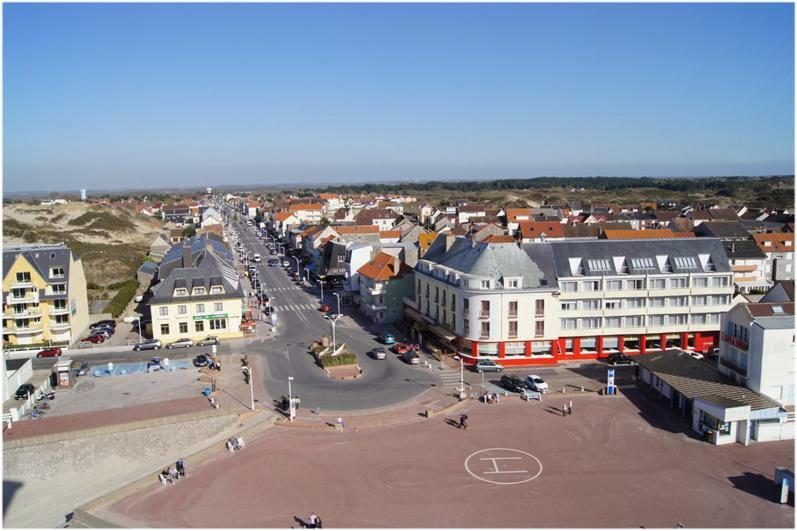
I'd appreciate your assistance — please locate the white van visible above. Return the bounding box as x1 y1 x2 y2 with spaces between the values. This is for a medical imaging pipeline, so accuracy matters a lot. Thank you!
253 253 261 263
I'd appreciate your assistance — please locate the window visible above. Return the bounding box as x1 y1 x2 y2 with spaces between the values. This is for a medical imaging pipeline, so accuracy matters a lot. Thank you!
464 318 470 335
561 281 578 292
693 277 709 288
480 321 490 339
480 300 490 319
580 299 600 310
666 296 687 307
425 284 430 297
625 315 644 327
535 300 545 316
435 286 439 302
416 280 421 295
560 318 577 330
561 302 577 311
579 317 600 329
508 301 518 318
711 276 730 287
535 320 544 337
606 280 622 291
624 298 645 309
196 303 205 313
605 300 620 310
649 315 664 326
160 323 170 335
670 277 688 289
174 288 189 296
450 294 456 310
691 314 707 324
628 279 645 290
193 287 206 295
178 305 187 315
673 256 698 270
195 320 205 332
159 307 169 316
51 284 66 294
650 279 666 290
587 259 612 272
667 314 687 325
50 267 65 278
605 317 621 328
15 272 31 283
508 321 518 338
581 337 597 351
214 302 223 312
480 280 490 289
179 322 188 333
210 286 224 294
581 280 600 291
506 279 518 288
692 295 706 306
463 298 469 314
650 297 665 308
630 257 656 271
209 318 227 330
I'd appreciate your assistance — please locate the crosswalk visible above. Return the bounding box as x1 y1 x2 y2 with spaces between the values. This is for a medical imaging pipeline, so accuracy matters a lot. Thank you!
272 303 317 312
267 286 303 292
438 369 463 389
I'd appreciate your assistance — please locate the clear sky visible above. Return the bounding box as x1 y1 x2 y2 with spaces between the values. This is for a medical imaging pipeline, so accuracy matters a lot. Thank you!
3 2 794 192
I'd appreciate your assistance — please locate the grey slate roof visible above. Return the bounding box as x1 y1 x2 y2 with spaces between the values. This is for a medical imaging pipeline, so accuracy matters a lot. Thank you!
634 349 782 411
722 240 767 260
3 243 74 293
149 251 243 305
695 221 751 240
753 316 795 330
542 238 731 277
159 233 233 280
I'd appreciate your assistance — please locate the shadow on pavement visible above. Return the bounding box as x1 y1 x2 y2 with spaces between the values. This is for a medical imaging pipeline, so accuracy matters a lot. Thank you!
728 472 786 504
622 387 702 442
3 480 23 515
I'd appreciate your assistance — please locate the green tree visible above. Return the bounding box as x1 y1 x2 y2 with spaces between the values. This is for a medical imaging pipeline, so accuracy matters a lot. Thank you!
182 226 197 238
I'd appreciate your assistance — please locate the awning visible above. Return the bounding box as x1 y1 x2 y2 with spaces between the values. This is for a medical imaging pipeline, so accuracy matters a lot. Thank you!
429 324 456 342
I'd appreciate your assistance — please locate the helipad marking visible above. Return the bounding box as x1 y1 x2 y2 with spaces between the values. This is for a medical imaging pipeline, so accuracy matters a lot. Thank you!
464 448 542 485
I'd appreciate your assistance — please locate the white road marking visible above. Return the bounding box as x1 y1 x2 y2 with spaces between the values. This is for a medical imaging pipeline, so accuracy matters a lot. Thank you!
464 448 543 486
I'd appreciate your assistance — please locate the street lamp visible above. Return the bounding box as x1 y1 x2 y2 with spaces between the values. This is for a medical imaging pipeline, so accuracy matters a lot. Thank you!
287 376 295 421
246 365 255 411
325 314 340 350
319 279 324 301
334 292 341 316
124 315 142 344
293 256 301 276
453 355 465 399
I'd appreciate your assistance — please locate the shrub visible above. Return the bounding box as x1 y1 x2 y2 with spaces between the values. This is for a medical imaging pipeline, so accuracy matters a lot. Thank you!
87 282 103 290
103 279 139 317
319 352 358 368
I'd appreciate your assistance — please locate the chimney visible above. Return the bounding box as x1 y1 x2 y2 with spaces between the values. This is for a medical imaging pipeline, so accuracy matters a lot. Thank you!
444 233 456 252
182 242 192 268
392 254 401 274
731 241 736 254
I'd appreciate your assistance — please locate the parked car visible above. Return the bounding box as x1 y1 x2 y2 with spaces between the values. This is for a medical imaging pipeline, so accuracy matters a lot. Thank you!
36 347 62 358
193 354 210 367
500 374 527 393
688 351 705 360
319 304 331 313
282 260 290 267
401 351 421 365
15 383 35 400
147 357 163 371
93 329 112 340
253 254 262 263
196 336 219 346
525 374 549 393
83 334 105 344
90 319 116 329
268 259 279 266
371 348 387 360
166 338 194 349
133 339 162 351
76 362 91 376
473 360 504 373
606 353 635 366
378 332 396 345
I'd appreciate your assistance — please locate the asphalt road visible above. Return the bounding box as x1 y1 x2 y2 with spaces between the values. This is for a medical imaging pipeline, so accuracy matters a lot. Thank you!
231 221 441 411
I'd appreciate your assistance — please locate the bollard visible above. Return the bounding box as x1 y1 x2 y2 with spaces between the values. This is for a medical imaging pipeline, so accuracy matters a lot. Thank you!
581 386 584 393
562 387 565 394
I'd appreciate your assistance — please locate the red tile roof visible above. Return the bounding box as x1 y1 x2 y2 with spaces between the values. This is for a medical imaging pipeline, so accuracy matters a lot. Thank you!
518 221 565 239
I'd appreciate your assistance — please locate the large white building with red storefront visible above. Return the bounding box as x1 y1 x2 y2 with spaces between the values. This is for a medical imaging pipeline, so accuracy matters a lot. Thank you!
405 235 734 366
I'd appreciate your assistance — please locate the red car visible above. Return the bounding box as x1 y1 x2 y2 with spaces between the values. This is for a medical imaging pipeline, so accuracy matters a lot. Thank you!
83 334 105 344
319 304 331 312
36 347 62 358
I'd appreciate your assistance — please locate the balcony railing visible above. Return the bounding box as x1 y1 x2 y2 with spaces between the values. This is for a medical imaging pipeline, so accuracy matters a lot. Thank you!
10 280 34 288
721 333 748 351
4 308 42 319
49 321 71 330
7 292 39 304
479 312 490 319
7 323 44 334
508 312 518 319
49 307 70 316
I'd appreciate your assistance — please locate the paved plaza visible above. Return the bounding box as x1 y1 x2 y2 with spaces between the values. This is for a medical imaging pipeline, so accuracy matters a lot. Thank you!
100 389 794 528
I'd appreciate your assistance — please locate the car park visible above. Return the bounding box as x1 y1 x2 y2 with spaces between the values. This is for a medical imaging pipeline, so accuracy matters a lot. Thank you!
473 360 504 373
133 339 162 351
193 354 210 367
401 351 421 365
196 336 219 346
606 353 635 366
500 374 527 393
378 332 396 345
525 374 549 393
15 383 35 400
371 348 387 360
166 338 194 349
90 319 116 329
36 347 62 358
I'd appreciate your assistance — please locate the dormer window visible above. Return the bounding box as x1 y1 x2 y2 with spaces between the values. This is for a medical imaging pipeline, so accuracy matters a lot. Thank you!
506 279 519 288
174 288 189 296
210 286 224 294
480 280 490 289
50 267 65 278
193 287 207 296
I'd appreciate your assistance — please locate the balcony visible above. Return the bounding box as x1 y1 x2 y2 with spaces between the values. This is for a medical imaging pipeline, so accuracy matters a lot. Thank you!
479 312 490 320
368 303 387 312
49 307 70 316
10 279 34 289
721 333 748 351
4 308 42 319
49 320 71 331
7 323 44 334
6 291 39 304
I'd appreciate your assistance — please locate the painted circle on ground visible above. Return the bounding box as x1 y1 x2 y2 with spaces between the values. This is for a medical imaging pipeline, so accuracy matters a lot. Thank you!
464 448 543 485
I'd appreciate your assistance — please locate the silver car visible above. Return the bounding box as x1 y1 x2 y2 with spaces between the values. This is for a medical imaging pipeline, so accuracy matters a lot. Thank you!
133 339 162 351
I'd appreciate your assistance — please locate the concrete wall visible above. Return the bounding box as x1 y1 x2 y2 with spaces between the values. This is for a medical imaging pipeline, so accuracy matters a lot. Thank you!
749 323 795 407
3 359 33 402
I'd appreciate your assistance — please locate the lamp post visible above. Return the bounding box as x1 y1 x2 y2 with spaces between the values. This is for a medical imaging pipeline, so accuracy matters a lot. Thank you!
325 314 339 350
334 292 341 316
287 376 295 421
454 355 465 399
319 279 324 301
293 256 301 277
247 365 255 411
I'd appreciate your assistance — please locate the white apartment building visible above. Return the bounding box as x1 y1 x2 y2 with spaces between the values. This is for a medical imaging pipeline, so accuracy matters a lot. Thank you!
406 236 734 367
288 203 323 224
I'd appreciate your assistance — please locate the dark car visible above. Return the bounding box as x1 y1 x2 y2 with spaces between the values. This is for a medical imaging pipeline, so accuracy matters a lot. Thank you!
607 353 635 366
500 374 527 393
193 354 210 367
90 319 116 329
401 351 421 365
473 360 504 373
36 347 62 358
378 332 396 345
76 362 91 376
15 383 35 400
370 348 387 360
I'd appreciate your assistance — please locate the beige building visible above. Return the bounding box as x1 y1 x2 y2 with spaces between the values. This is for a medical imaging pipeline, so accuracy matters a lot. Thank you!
3 243 90 347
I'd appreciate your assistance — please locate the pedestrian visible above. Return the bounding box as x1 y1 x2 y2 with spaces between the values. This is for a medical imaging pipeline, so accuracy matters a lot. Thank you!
459 414 468 430
176 458 186 478
158 471 168 486
569 400 573 416
226 438 235 452
168 464 178 481
307 513 321 529
337 416 344 430
563 403 567 417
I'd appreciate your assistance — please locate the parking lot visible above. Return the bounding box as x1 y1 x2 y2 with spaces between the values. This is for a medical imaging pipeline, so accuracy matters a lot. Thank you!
103 389 794 528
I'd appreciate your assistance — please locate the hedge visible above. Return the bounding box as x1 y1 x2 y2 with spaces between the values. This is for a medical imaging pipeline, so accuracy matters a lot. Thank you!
103 279 139 317
3 341 69 352
319 352 358 368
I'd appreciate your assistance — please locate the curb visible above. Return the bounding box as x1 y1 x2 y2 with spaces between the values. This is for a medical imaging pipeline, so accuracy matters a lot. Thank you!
3 407 231 449
71 409 278 528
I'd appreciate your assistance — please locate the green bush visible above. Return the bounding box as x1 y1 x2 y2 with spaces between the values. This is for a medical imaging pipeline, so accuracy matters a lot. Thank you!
319 352 358 368
103 279 139 317
3 341 69 351
87 282 103 290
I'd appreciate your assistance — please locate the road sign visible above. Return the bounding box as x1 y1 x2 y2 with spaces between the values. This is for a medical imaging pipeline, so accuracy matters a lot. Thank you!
607 368 616 395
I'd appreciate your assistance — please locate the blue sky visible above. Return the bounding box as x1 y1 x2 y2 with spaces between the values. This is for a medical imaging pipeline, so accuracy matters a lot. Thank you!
3 2 794 192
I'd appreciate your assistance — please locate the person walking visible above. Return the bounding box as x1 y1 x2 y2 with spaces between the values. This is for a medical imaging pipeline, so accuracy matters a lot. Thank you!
459 414 468 430
176 459 186 478
569 400 573 416
563 403 567 417
307 513 321 528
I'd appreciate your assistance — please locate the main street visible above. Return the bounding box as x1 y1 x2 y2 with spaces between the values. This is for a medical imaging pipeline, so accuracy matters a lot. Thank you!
231 220 443 412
